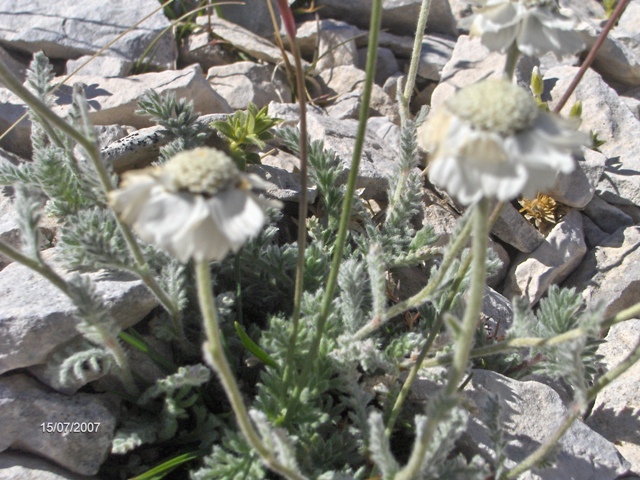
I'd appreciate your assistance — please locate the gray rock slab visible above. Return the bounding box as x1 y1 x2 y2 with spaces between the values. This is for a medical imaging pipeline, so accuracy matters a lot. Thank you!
358 47 400 86
0 450 97 480
463 370 630 480
195 16 303 68
52 65 232 129
612 0 640 55
0 373 116 476
578 19 640 88
563 226 640 318
247 163 318 204
179 29 240 71
583 194 635 234
65 55 133 78
0 0 176 69
417 34 456 82
101 113 228 173
587 318 640 473
548 66 640 208
215 0 280 39
315 0 457 37
0 46 28 88
580 212 611 250
269 103 400 200
0 88 31 158
0 249 159 374
503 210 587 305
426 35 537 111
312 20 360 71
491 202 545 254
319 65 398 122
207 61 291 110
546 153 597 209
412 369 630 479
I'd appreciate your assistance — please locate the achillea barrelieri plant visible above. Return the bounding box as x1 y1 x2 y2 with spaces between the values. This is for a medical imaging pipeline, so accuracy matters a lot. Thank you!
0 0 638 479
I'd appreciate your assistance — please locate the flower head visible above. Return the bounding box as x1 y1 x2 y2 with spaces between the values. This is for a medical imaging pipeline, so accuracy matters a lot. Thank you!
423 79 587 205
109 147 274 262
470 0 584 58
518 193 558 229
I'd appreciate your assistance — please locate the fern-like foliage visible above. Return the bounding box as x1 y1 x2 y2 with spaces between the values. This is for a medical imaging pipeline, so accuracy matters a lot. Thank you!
136 89 210 161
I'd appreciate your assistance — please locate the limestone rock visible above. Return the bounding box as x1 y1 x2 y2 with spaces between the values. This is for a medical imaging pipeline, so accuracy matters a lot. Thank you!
491 202 545 254
583 195 635 234
0 0 176 69
427 35 537 111
52 65 232 129
312 20 360 71
178 29 240 71
546 153 598 209
0 88 31 158
195 16 303 68
563 226 640 318
417 34 456 82
0 249 159 375
578 19 640 88
587 318 640 473
247 163 318 204
101 114 228 173
503 210 586 305
207 61 291 110
315 0 457 37
0 450 97 480
215 0 279 39
548 66 640 207
462 370 630 480
358 47 400 85
580 213 611 250
0 46 28 88
0 374 117 475
319 65 398 122
482 287 513 340
65 55 133 78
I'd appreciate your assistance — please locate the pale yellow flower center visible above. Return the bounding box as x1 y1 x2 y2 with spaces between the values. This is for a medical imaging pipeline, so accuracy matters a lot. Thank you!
164 147 242 195
446 79 539 136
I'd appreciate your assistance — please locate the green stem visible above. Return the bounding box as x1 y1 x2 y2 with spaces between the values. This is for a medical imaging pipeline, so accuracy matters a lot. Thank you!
400 0 431 125
195 261 307 480
300 0 383 382
0 57 182 337
395 198 489 480
503 42 520 80
385 247 473 437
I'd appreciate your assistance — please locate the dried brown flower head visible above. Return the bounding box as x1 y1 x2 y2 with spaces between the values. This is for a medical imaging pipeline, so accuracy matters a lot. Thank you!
518 193 558 229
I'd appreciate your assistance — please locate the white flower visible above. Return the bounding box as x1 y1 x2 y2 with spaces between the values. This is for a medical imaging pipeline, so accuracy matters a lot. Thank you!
109 147 274 262
470 0 584 58
423 79 587 205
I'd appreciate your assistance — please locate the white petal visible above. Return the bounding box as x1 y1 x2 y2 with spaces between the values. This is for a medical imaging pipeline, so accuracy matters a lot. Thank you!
133 192 209 262
207 189 266 247
108 173 157 224
188 217 233 262
479 26 519 52
516 15 556 56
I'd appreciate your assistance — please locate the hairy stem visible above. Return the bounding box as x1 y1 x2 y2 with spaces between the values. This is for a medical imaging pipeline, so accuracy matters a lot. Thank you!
399 0 431 125
196 261 307 480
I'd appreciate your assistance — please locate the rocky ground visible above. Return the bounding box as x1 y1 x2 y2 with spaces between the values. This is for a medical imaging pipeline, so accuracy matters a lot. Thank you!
0 0 639 478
